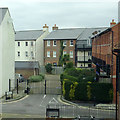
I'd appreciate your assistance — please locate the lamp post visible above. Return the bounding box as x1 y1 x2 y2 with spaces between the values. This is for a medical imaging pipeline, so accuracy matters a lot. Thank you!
112 49 120 120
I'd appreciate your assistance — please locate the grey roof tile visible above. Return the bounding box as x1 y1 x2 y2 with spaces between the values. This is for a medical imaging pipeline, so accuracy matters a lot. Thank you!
15 30 44 41
15 61 39 69
0 8 8 25
44 28 85 40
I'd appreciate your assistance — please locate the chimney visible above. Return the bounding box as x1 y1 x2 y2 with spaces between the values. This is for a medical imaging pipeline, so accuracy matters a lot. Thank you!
52 24 58 31
43 24 49 31
110 19 116 27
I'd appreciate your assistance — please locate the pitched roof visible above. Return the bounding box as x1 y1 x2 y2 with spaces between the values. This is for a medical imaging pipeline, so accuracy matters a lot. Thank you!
44 28 85 40
44 27 108 40
15 61 39 69
0 8 8 25
77 27 108 41
15 30 44 41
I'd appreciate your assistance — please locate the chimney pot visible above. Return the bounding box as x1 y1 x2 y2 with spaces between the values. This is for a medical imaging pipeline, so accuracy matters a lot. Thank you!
52 24 58 31
110 19 116 27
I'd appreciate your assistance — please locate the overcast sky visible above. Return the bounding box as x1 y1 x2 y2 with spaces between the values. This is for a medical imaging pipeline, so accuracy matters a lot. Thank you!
0 0 119 31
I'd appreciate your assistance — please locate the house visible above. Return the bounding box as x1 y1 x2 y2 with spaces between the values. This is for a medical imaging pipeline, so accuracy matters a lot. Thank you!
0 7 15 97
76 28 107 68
15 24 49 79
44 25 107 68
91 20 120 110
43 25 85 66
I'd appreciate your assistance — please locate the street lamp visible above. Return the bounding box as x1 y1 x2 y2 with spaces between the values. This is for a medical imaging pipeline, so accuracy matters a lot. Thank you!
112 49 120 120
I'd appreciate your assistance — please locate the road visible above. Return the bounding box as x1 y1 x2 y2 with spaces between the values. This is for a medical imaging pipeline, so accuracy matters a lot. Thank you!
1 94 115 119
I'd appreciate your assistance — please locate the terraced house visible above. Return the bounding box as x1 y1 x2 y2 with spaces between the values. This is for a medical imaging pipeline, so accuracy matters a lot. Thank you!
44 24 106 67
92 20 120 118
15 24 49 78
0 7 15 97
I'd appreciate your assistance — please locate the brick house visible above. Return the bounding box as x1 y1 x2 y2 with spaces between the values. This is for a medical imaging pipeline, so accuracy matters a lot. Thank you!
92 20 120 118
76 28 107 68
43 25 85 66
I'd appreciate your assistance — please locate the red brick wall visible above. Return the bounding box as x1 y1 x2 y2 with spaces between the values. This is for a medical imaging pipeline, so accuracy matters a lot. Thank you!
44 40 76 65
92 23 120 103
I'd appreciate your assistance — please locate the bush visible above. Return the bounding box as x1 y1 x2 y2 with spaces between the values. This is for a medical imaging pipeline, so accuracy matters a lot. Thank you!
28 74 44 82
45 63 52 74
64 62 73 69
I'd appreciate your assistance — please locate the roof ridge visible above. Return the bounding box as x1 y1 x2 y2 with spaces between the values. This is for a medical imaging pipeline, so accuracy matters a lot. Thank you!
16 30 43 32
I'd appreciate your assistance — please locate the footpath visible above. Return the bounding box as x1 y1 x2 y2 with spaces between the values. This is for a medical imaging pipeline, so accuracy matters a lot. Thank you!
60 96 116 111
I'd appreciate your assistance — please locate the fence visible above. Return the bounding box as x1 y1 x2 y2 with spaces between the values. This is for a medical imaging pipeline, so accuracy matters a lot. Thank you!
40 66 63 75
46 104 115 119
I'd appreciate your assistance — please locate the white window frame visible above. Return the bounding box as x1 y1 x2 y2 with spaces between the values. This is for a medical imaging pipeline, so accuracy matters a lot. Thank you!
31 51 34 57
31 41 33 46
53 51 56 57
25 51 28 57
63 51 67 55
26 42 28 46
63 40 67 46
53 40 57 46
70 40 73 46
47 40 50 46
47 51 50 57
70 51 73 58
18 51 20 56
18 42 20 46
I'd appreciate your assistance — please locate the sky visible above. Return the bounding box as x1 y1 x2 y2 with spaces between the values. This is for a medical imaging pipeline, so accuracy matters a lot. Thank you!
0 0 119 31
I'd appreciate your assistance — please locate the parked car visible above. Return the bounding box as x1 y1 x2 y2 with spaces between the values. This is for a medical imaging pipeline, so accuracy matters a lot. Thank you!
15 73 25 83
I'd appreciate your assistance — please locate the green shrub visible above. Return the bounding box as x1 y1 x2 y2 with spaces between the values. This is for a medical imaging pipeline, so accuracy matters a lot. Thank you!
28 75 44 82
45 63 53 74
64 62 73 69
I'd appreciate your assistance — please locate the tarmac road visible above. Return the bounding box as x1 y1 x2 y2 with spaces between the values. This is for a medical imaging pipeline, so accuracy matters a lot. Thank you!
1 94 115 119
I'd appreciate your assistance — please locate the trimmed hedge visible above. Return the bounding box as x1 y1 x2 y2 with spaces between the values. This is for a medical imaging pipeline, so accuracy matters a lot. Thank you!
63 79 113 103
28 74 44 82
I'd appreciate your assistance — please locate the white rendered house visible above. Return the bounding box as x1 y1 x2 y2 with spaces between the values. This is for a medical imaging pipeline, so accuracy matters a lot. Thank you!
0 8 15 97
15 24 49 78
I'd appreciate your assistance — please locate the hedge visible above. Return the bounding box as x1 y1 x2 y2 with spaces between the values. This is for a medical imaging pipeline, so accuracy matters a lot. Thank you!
63 80 113 103
28 74 44 82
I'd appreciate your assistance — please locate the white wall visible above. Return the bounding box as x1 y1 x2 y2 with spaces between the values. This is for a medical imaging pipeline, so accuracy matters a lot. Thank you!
0 9 15 97
15 30 49 66
15 40 36 61
36 30 49 66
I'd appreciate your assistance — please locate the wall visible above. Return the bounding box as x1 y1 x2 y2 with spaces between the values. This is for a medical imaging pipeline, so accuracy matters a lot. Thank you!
92 23 120 103
0 9 15 97
36 30 49 66
44 40 76 65
15 40 36 61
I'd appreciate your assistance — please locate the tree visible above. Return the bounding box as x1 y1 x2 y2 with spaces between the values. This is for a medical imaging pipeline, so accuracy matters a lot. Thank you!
45 63 52 74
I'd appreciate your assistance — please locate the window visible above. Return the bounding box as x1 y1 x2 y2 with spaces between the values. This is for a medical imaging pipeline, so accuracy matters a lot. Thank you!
63 50 67 55
31 41 33 46
88 51 92 56
31 51 34 57
70 40 73 46
25 51 28 57
63 40 67 46
26 42 28 46
47 40 50 46
18 51 20 56
70 51 73 58
53 51 56 57
53 40 57 46
47 51 50 57
18 42 20 46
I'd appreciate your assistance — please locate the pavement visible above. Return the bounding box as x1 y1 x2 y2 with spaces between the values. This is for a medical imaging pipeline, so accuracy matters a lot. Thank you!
60 96 116 110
